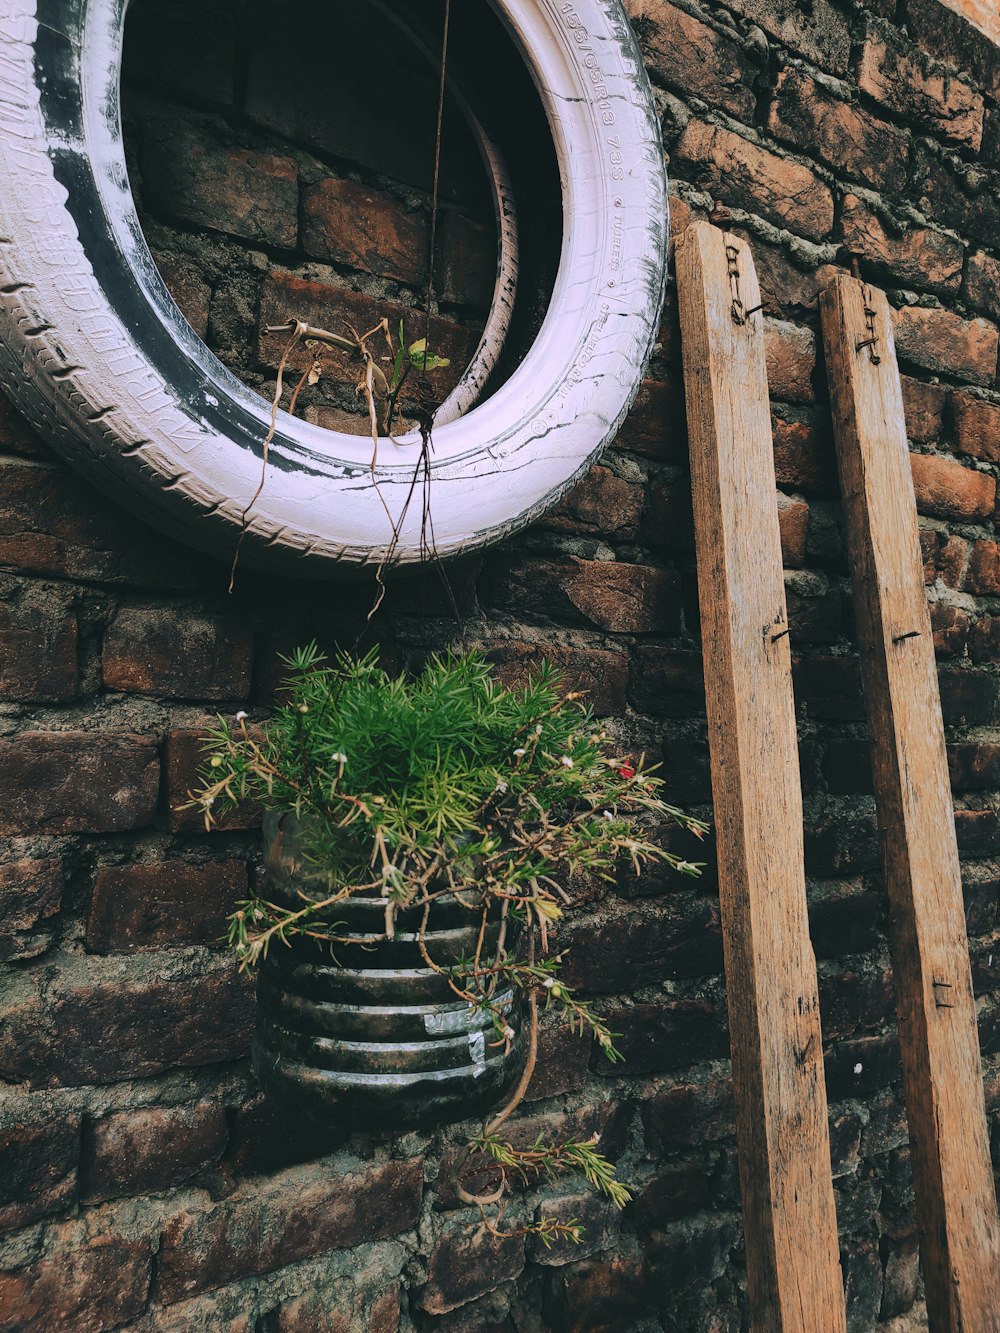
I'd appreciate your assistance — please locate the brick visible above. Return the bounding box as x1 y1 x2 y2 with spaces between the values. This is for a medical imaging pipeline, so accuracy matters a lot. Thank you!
303 177 427 285
862 1090 909 1157
778 497 809 567
985 106 1000 166
911 141 1000 248
546 1250 650 1333
0 859 62 936
226 1094 348 1177
141 125 298 248
242 9 481 200
955 808 1000 857
970 612 1000 661
839 194 962 293
561 902 723 994
771 417 838 493
86 861 248 953
823 739 874 794
901 375 946 444
784 572 842 643
767 68 909 193
81 1102 228 1204
673 122 833 242
524 1018 591 1102
594 998 727 1075
152 251 212 339
438 1102 629 1213
718 0 850 72
939 665 998 723
482 640 628 717
948 742 1000 791
0 1238 150 1332
159 1158 423 1303
805 811 881 875
0 461 199 587
763 317 816 402
0 390 48 458
0 1115 81 1234
0 965 253 1087
632 1159 718 1227
643 473 694 553
275 1286 399 1333
808 879 883 960
817 966 894 1040
880 1232 920 1321
857 18 984 149
437 210 496 310
644 1217 743 1311
909 452 995 521
824 1032 902 1100
737 230 828 315
905 0 1000 97
0 733 159 835
892 305 999 385
258 272 477 398
931 602 971 656
920 527 941 584
0 571 76 699
953 391 1000 463
166 729 262 833
793 655 865 720
418 1224 525 1315
122 0 236 106
484 556 682 634
629 646 705 717
625 0 757 120
842 1237 884 1329
103 607 253 699
965 250 1000 323
643 1074 734 1151
965 540 1000 594
528 1191 619 1265
540 464 643 539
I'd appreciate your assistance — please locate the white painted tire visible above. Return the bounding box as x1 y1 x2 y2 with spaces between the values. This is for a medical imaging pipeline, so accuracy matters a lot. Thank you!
0 0 668 575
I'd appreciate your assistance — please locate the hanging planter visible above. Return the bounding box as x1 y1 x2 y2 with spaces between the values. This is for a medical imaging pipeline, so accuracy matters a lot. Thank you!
192 649 705 1144
0 0 668 573
254 809 526 1129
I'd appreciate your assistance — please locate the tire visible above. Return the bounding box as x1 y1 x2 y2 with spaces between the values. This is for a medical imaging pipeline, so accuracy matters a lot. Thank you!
0 0 668 575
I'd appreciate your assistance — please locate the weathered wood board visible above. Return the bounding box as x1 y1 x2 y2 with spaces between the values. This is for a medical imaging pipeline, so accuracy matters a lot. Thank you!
820 272 1000 1333
676 221 846 1332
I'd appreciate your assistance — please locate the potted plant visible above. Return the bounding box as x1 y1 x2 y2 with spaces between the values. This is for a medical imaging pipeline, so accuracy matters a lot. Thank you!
190 647 704 1231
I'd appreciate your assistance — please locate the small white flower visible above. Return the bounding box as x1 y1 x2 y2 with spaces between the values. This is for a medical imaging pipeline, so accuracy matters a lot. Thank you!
513 747 526 758
561 756 574 769
853 1062 863 1075
495 780 508 794
331 752 348 766
502 1024 515 1041
603 810 614 820
235 710 248 722
542 976 556 989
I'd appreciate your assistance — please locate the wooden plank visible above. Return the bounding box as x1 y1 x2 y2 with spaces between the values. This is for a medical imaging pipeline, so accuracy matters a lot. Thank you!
820 273 1000 1333
675 221 846 1332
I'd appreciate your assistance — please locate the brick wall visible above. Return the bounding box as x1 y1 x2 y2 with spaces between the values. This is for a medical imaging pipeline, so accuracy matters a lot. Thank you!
1 0 999 1329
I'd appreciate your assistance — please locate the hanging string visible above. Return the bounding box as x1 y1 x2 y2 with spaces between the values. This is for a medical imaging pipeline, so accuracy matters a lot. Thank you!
423 0 452 359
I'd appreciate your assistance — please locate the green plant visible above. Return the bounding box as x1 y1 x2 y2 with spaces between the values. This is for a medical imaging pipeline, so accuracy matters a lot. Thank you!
192 647 706 1236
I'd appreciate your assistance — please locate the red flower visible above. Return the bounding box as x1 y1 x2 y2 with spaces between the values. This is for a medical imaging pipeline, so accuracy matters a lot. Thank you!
618 763 636 780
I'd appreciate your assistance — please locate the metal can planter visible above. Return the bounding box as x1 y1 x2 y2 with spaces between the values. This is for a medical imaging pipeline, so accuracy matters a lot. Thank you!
253 812 527 1129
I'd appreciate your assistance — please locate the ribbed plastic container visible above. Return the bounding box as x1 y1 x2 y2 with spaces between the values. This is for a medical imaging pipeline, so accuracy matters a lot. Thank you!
253 812 527 1129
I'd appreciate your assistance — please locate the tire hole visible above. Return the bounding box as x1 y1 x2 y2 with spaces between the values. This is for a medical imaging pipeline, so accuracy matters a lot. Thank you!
121 0 560 438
